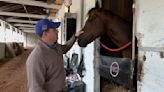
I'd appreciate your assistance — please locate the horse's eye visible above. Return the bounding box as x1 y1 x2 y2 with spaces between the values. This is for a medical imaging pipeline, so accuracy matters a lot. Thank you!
88 15 96 22
88 18 93 21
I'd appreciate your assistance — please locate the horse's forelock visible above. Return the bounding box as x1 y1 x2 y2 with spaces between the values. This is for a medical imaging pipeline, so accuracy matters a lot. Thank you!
88 8 101 16
88 8 97 15
88 8 116 17
88 8 110 17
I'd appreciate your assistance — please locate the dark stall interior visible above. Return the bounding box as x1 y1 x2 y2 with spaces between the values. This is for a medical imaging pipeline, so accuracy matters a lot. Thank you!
99 0 137 92
100 0 133 58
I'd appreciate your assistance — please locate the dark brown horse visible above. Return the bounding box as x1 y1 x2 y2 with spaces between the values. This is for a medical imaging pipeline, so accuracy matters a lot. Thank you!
78 8 132 58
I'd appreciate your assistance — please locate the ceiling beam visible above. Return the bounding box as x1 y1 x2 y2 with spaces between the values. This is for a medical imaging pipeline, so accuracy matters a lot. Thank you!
47 0 55 4
18 27 34 30
0 11 46 19
14 24 35 27
0 4 23 11
7 19 37 24
55 0 64 5
22 30 35 33
0 4 14 10
0 0 61 9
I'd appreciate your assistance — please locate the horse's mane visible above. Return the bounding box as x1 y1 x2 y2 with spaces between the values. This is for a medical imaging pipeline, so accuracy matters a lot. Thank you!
88 8 114 17
88 8 132 24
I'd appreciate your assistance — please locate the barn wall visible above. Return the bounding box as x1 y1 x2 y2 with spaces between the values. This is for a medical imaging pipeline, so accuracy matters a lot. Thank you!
136 0 164 91
0 43 5 59
26 33 38 48
0 20 5 59
56 0 96 92
56 0 82 44
82 1 96 92
0 19 29 59
56 0 82 62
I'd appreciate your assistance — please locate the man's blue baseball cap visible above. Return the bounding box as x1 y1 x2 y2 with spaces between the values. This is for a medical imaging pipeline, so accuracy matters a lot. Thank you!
35 19 61 37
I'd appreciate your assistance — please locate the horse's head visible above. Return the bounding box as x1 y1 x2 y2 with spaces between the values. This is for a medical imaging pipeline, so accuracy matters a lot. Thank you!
78 8 105 47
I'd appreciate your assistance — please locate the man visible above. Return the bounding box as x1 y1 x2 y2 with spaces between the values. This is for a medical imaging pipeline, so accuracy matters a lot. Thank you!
26 19 83 92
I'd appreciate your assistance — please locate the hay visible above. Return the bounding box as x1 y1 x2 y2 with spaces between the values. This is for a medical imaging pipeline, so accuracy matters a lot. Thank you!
102 84 130 92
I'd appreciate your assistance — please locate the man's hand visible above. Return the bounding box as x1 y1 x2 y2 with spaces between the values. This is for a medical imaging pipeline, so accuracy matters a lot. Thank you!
75 31 84 38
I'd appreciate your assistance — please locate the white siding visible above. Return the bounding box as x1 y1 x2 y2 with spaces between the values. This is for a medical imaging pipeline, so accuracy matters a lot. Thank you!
136 0 164 91
26 33 38 48
0 21 5 42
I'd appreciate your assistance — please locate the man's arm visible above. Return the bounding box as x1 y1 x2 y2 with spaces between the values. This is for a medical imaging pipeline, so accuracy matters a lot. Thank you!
26 54 46 92
61 31 84 54
61 35 76 54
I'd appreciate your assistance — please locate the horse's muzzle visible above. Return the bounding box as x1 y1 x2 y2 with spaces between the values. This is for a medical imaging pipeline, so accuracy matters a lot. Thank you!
77 39 88 47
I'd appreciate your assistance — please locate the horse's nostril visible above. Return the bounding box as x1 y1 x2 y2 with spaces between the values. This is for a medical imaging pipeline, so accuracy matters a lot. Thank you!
78 39 87 47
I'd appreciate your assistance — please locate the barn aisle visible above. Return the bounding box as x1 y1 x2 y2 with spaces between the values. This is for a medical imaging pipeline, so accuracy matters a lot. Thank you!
0 50 31 92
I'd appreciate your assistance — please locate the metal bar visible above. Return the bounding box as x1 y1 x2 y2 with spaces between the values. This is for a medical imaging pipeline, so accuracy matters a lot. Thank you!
23 29 35 33
0 11 46 19
132 2 136 60
18 27 34 30
7 19 37 24
0 0 61 9
14 24 35 27
139 47 164 52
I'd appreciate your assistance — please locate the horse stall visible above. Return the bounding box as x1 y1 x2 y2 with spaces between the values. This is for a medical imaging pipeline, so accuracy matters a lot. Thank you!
0 21 5 60
55 0 164 91
0 19 25 59
99 0 136 92
78 0 164 92
78 0 136 92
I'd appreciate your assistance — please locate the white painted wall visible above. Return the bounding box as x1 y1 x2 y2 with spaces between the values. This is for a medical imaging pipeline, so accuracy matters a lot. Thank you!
82 1 96 92
23 32 27 48
138 51 164 92
56 0 96 92
56 0 82 62
0 20 5 59
0 21 5 42
56 0 83 62
0 19 25 43
0 19 29 59
83 42 94 92
56 0 82 44
136 0 164 92
136 0 164 48
26 33 38 48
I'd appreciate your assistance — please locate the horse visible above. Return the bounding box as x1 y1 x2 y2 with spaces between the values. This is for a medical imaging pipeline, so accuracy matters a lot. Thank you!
78 8 133 59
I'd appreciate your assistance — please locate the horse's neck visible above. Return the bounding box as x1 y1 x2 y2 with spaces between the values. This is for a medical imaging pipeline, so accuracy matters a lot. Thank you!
101 13 114 24
105 16 132 47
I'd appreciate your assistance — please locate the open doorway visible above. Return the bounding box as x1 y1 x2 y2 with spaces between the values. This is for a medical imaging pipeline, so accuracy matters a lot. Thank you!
98 0 137 92
100 0 133 58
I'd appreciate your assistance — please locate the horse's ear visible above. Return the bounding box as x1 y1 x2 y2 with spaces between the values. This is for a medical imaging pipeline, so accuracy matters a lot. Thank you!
95 0 100 9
